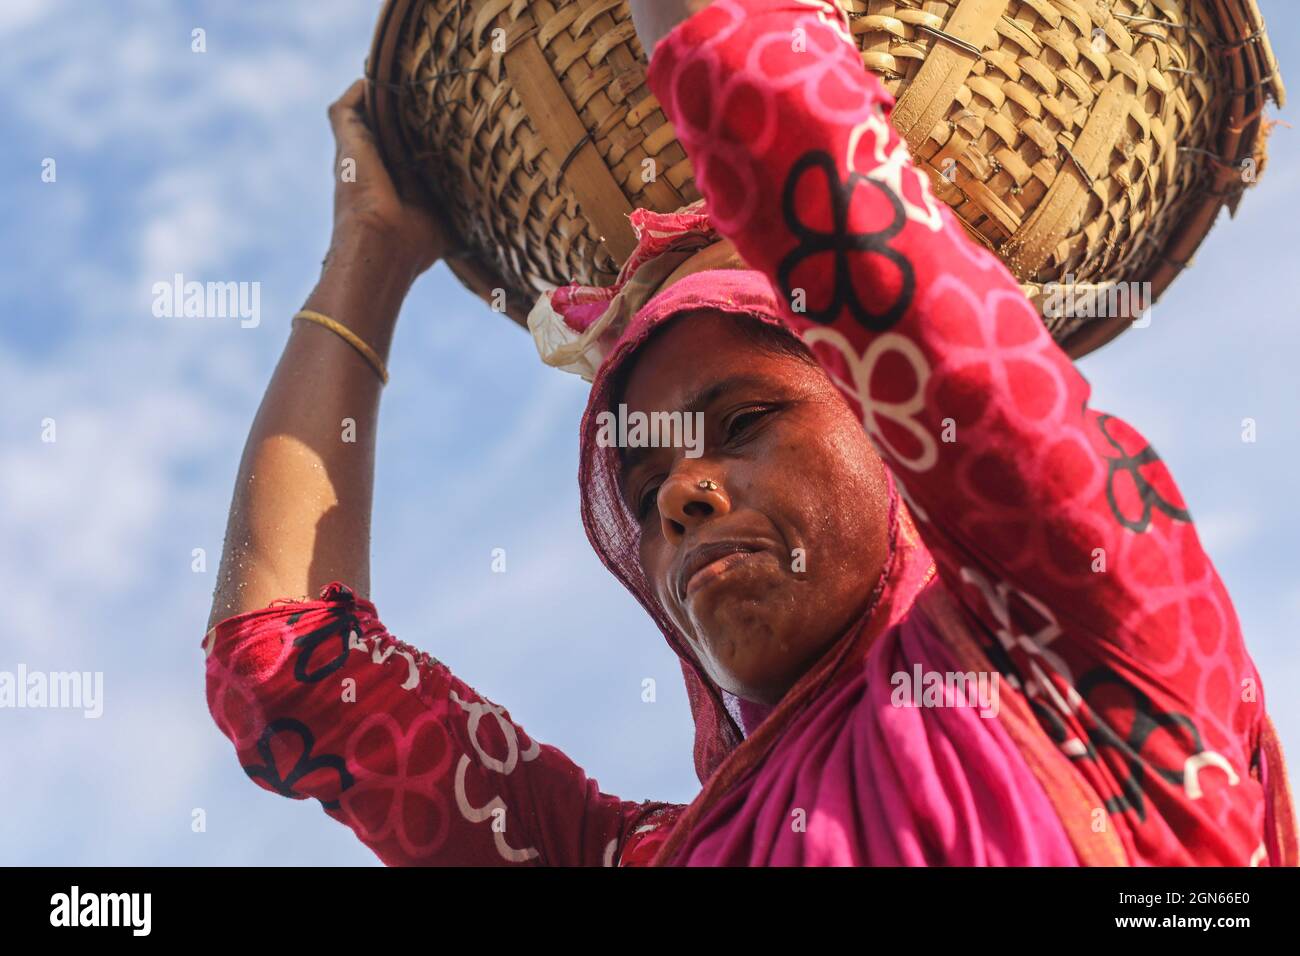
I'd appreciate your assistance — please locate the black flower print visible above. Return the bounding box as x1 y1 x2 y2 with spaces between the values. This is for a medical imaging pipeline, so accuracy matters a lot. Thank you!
292 610 361 684
244 717 354 811
1096 414 1192 533
777 149 915 330
1073 667 1207 822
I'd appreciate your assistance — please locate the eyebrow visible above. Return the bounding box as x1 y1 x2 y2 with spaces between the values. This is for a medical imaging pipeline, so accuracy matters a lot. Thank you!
617 374 776 473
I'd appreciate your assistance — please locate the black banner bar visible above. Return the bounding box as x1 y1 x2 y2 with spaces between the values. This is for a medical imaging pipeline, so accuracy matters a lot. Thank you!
0 866 1294 940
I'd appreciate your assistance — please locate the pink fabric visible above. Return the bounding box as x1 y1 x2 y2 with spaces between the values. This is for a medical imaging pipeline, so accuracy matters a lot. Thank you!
667 478 1079 864
550 202 719 334
568 251 1082 862
685 584 1079 865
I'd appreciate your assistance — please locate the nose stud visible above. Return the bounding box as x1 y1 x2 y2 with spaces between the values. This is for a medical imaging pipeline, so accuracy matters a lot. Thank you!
697 479 718 491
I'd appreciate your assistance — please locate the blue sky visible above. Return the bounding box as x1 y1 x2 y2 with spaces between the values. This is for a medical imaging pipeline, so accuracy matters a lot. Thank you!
1 0 1297 865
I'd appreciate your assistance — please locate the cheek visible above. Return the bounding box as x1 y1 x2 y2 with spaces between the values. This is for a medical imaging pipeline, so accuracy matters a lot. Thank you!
751 421 883 565
638 532 676 612
637 532 660 585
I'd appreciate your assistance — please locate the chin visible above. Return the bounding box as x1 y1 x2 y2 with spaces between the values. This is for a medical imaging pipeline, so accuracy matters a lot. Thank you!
686 569 785 646
693 596 806 701
711 645 800 707
711 603 860 708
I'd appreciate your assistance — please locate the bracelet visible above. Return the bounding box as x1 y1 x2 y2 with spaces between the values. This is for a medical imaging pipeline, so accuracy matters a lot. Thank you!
293 309 389 384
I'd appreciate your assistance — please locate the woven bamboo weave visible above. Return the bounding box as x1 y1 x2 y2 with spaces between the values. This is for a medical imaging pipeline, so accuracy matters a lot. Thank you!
366 0 1284 357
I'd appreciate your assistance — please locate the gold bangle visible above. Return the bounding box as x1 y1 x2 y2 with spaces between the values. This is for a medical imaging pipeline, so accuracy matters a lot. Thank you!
293 309 389 384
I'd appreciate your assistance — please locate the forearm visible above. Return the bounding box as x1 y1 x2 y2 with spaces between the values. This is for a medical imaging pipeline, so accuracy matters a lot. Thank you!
207 231 419 628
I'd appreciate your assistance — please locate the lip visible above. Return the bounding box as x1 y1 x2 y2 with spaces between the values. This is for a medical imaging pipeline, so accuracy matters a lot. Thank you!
675 541 765 602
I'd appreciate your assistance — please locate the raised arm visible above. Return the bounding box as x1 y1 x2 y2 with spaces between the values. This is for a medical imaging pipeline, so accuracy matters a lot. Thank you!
202 81 680 865
207 79 445 629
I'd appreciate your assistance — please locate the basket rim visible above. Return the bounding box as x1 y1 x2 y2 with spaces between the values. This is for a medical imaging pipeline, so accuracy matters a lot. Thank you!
363 0 1287 360
365 0 537 325
1057 0 1285 357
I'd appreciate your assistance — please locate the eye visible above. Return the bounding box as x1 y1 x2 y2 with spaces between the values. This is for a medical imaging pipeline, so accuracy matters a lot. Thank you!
636 483 662 521
725 406 775 443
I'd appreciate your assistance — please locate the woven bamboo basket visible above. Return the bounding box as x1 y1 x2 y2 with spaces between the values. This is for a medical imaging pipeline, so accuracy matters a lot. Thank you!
365 0 1284 357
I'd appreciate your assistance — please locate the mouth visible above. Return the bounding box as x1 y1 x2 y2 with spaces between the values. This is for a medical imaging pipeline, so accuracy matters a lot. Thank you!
675 541 765 603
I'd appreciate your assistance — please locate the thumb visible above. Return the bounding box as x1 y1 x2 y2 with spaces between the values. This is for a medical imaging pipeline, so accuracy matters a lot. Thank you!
328 79 383 165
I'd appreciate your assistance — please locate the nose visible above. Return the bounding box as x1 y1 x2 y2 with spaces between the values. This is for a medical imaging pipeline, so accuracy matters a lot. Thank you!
658 469 731 545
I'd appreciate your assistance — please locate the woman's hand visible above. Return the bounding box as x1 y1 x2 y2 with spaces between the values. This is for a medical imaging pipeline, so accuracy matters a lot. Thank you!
324 78 450 283
630 0 713 56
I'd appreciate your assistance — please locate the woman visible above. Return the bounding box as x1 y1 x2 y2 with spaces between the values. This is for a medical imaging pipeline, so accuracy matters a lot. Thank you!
203 0 1296 865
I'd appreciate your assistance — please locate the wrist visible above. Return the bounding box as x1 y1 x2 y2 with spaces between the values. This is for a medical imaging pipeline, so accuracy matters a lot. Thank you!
306 232 420 359
323 223 431 287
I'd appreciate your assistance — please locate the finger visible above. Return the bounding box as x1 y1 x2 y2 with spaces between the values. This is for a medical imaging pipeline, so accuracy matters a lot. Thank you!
327 80 376 146
327 78 366 124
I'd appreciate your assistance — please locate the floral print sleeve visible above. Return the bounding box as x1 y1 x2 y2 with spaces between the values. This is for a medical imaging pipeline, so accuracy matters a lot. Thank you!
203 582 680 866
647 0 1278 863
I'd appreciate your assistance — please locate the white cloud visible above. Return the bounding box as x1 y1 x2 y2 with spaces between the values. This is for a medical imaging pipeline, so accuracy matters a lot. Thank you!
0 0 56 37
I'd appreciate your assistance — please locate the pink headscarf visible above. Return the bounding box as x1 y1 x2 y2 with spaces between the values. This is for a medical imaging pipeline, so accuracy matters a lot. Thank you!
532 201 881 781
534 204 1094 866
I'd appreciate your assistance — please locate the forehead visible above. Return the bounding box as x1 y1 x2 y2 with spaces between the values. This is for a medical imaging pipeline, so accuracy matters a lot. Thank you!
618 310 797 414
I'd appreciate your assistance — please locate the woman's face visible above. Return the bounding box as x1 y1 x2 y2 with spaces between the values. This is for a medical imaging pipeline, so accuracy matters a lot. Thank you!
619 310 892 706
